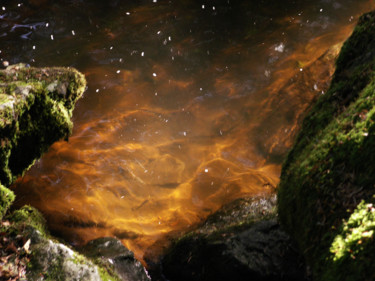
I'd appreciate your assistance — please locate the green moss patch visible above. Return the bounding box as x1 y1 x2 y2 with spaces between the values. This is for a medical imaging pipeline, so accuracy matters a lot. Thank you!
0 64 86 186
0 184 15 220
8 205 48 237
277 10 375 280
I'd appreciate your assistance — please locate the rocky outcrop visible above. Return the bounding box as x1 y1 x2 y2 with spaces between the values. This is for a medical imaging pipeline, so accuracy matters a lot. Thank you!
277 11 375 280
161 195 308 281
0 64 149 280
0 64 86 187
2 206 117 280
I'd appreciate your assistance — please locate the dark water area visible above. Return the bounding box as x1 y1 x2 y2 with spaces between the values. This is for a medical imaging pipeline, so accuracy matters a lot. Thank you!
2 0 374 264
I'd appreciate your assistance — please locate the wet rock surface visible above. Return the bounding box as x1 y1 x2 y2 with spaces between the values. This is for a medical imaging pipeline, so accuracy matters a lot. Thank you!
81 237 151 281
161 195 309 281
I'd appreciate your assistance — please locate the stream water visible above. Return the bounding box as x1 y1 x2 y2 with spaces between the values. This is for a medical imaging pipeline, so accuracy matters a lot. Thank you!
2 0 375 265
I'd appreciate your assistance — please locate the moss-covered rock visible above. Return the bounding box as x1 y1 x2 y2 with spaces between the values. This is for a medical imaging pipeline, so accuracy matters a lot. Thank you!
277 10 375 280
0 183 14 219
0 64 124 280
0 63 86 186
8 205 48 236
0 204 122 281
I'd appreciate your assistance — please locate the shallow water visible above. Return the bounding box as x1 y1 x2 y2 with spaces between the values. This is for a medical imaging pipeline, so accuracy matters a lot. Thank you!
3 0 375 263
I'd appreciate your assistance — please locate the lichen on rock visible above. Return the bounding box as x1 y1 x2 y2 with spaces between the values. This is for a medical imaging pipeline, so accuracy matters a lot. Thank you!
0 63 86 186
277 10 375 280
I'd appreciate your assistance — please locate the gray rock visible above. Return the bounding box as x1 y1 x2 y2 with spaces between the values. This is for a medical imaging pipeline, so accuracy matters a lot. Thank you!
81 237 151 281
26 229 104 281
162 195 308 281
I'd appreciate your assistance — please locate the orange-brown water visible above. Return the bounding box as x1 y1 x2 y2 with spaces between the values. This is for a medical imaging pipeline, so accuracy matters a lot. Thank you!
3 0 375 264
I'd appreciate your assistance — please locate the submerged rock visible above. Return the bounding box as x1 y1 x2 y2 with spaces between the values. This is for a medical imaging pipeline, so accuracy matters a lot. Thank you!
278 11 375 280
162 195 308 281
0 63 86 187
81 237 151 281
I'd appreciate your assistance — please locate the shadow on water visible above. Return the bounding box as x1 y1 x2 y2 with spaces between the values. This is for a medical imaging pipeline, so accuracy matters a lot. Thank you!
2 0 374 265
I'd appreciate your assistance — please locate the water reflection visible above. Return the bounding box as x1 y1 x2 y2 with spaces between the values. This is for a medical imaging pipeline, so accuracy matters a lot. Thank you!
2 0 374 263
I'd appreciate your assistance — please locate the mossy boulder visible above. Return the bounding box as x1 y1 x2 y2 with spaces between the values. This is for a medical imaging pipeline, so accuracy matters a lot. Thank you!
0 183 14 220
277 11 375 280
1 206 121 281
161 195 308 281
0 63 86 186
0 64 140 280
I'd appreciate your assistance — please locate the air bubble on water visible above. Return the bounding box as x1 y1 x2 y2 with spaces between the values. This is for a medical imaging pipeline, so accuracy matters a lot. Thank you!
110 46 113 50
116 70 121 74
153 73 157 77
299 68 303 72
220 130 223 135
204 169 208 173
96 89 99 93
32 45 36 50
213 6 216 10
126 12 130 15
320 8 323 12
153 0 157 2
50 34 54 40
46 23 49 27
71 30 75 36
157 31 161 35
274 43 285 52
2 7 5 11
141 52 144 56
183 132 187 136
202 4 205 9
168 36 172 41
155 92 158 96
